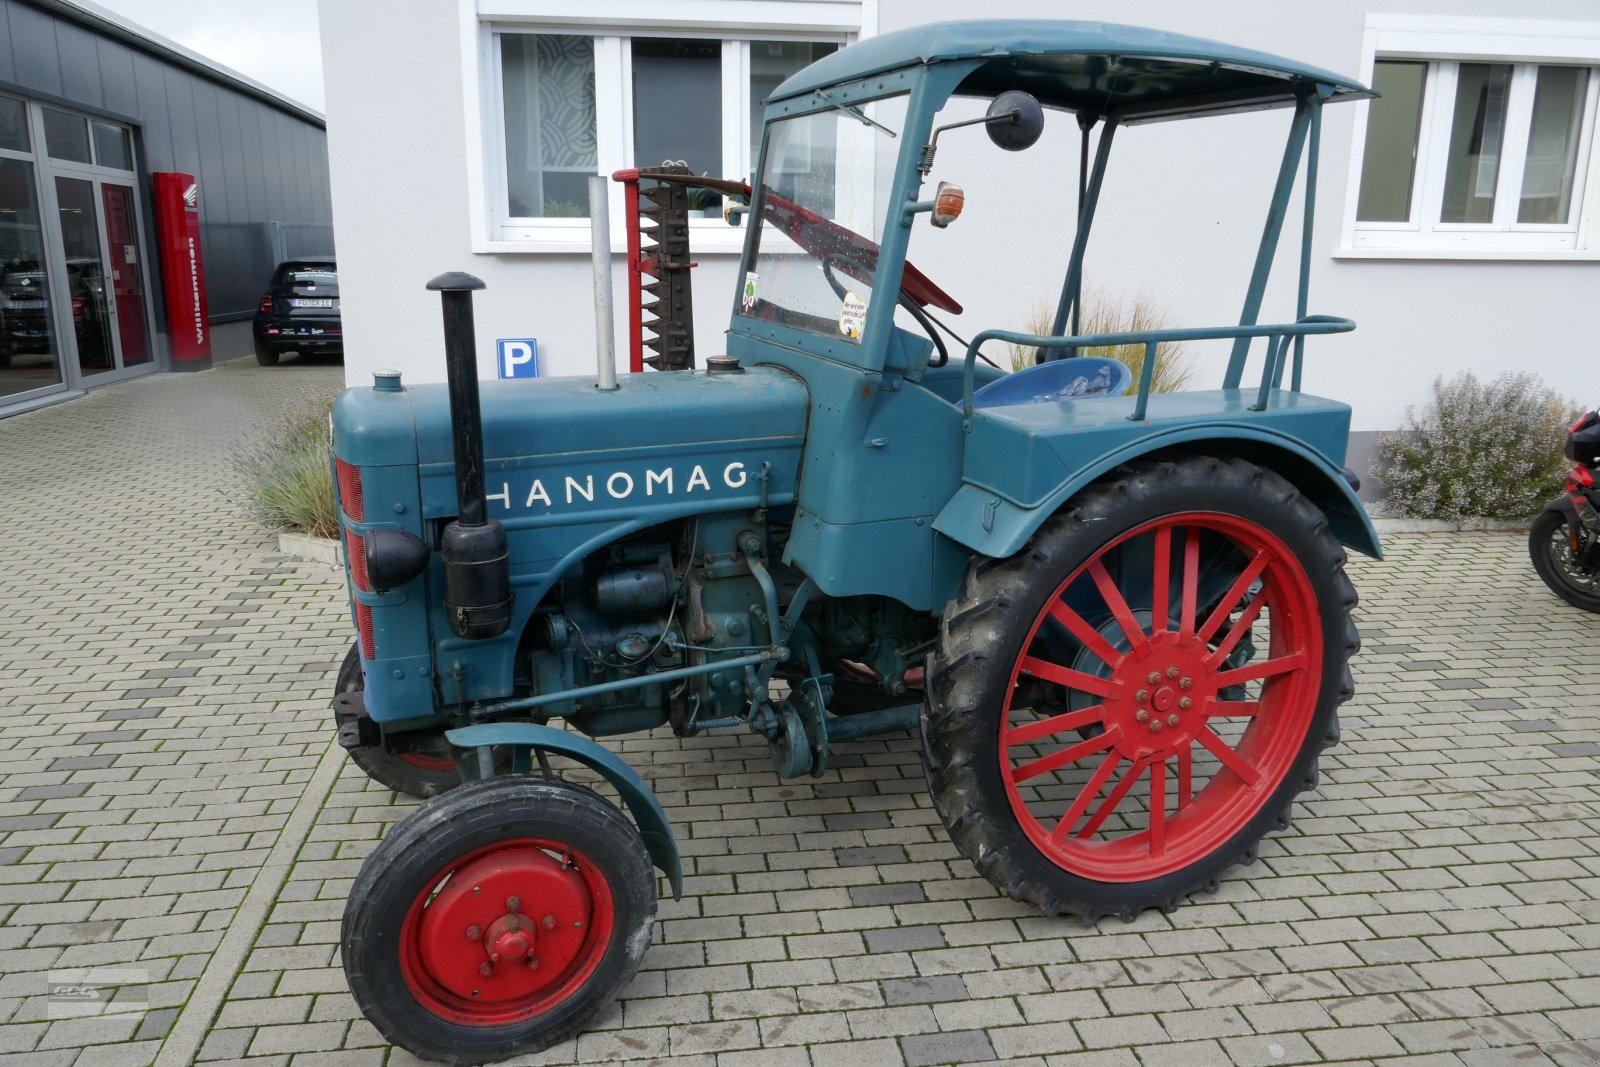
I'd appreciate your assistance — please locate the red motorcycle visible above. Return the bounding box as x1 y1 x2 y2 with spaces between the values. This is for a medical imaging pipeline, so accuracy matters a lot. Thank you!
1531 410 1600 612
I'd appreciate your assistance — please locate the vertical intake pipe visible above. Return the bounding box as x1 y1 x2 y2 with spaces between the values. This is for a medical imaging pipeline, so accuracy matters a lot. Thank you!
589 174 620 391
426 271 513 639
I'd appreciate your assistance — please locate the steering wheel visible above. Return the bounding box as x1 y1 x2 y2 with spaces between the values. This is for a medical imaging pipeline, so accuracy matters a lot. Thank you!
819 253 950 368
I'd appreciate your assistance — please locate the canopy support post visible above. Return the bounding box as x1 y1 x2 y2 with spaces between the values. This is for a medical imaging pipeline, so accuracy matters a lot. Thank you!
1046 116 1117 361
1224 93 1313 390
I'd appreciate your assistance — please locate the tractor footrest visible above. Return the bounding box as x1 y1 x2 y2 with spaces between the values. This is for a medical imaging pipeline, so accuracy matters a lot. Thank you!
333 690 381 750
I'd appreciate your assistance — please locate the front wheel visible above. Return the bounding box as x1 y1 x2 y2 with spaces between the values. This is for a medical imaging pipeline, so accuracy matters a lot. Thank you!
1529 509 1600 613
342 776 657 1065
923 453 1359 922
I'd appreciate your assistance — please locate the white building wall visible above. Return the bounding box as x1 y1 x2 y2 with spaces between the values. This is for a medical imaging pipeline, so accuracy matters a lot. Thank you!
321 0 1600 436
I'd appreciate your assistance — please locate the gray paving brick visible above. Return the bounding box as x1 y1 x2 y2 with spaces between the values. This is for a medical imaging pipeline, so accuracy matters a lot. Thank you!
900 1028 994 1066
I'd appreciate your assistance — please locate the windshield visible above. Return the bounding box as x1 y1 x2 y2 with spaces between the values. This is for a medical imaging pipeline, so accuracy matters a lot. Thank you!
743 93 908 342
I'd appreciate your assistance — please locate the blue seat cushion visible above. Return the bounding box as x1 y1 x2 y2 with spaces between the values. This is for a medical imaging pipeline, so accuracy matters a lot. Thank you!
972 356 1133 409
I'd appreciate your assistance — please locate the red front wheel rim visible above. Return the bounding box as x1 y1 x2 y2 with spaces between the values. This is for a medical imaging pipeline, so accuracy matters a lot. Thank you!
999 513 1323 883
398 838 615 1026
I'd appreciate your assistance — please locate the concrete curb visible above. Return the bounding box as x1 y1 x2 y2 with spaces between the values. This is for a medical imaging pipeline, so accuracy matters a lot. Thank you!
278 531 342 566
1370 516 1528 534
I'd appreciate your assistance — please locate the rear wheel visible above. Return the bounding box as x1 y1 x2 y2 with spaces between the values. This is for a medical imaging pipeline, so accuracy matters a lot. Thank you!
342 776 656 1065
1529 510 1600 613
923 453 1359 921
255 347 281 366
335 644 496 798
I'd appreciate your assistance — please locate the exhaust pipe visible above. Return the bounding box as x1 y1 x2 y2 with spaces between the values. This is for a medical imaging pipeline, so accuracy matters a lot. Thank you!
589 174 620 391
426 271 513 640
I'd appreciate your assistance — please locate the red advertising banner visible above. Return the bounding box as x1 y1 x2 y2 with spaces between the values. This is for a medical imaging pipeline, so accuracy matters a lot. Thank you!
151 172 211 363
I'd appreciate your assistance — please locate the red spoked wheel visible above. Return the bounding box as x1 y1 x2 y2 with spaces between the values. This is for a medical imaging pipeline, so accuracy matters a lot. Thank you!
924 454 1359 921
343 778 657 1064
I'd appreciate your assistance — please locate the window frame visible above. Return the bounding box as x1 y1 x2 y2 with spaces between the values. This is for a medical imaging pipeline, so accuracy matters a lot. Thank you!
464 0 868 254
1339 15 1600 260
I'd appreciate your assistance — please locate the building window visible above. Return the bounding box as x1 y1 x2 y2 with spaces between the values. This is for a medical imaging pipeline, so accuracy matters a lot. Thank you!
1343 17 1600 257
484 23 842 245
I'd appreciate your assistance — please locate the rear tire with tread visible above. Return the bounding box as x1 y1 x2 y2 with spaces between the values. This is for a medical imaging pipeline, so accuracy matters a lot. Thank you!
922 451 1359 922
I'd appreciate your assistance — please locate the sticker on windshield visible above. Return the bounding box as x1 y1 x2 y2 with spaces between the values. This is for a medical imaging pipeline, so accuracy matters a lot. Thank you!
741 272 759 312
838 291 867 341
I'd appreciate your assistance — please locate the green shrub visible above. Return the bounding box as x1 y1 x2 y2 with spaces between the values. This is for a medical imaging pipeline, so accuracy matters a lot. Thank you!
233 393 339 538
1371 371 1578 520
1005 293 1195 393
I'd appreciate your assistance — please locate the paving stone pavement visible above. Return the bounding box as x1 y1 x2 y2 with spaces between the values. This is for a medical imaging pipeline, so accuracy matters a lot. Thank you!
2 363 1598 1067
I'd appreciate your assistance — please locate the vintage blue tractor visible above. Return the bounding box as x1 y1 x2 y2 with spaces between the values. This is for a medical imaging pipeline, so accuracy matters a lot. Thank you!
331 20 1379 1063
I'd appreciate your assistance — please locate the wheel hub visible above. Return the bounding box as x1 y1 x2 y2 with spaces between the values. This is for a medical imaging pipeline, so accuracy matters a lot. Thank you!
1108 632 1216 760
413 844 592 1005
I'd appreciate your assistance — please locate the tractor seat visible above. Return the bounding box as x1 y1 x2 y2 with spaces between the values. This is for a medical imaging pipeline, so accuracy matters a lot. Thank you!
972 356 1133 409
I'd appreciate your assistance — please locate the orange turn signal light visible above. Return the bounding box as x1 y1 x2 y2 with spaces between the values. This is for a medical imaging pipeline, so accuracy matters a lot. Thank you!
931 181 965 228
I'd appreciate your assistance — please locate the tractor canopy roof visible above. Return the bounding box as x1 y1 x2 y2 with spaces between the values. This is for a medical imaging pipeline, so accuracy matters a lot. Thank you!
769 19 1370 122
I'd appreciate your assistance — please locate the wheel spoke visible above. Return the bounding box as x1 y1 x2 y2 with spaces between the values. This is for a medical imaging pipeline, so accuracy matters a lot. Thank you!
1043 600 1122 668
1196 725 1262 785
1177 746 1192 808
1005 706 1104 747
1206 699 1261 718
1179 527 1200 635
1049 750 1124 842
1013 728 1118 784
1215 651 1306 689
1148 760 1167 856
1076 756 1151 839
1205 586 1271 667
1087 560 1148 654
1196 551 1268 644
1151 526 1172 634
1019 656 1119 699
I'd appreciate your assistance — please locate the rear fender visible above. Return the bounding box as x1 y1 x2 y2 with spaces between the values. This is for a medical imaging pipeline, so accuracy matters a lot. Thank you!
934 429 1383 564
444 723 682 899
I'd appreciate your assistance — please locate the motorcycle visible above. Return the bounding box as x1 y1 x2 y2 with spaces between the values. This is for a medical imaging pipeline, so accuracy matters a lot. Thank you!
1530 409 1600 612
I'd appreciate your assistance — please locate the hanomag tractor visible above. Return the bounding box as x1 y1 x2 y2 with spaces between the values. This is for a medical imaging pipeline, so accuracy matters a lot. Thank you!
330 21 1381 1064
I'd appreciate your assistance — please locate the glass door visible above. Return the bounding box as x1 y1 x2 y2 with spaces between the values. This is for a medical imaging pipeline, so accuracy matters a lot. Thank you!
54 175 115 376
99 182 149 366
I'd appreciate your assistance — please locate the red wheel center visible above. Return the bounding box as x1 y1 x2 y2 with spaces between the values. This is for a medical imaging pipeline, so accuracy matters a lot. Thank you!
400 841 609 1025
1104 631 1217 759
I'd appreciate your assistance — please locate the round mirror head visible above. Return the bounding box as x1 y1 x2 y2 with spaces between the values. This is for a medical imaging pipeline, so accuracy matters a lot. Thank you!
986 91 1045 152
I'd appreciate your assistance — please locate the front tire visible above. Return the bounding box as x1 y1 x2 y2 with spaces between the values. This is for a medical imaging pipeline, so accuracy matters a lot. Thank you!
342 776 657 1065
1529 509 1600 613
923 453 1359 921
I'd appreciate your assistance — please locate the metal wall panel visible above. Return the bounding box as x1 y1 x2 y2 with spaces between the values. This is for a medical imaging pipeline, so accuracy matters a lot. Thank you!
0 0 331 320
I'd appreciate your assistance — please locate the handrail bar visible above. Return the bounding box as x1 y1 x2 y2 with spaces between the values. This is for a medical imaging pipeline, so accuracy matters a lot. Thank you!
960 315 1354 425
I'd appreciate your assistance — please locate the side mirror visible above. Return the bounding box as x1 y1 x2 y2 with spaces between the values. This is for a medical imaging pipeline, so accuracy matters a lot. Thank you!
985 91 1045 152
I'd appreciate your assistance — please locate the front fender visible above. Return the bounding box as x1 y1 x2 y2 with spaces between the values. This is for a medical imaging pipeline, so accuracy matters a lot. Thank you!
934 429 1383 563
444 723 682 899
1545 494 1580 521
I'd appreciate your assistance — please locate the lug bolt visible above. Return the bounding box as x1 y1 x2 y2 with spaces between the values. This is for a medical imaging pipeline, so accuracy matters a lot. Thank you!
1136 689 1149 703
1179 697 1192 710
490 952 501 963
542 914 558 931
1179 677 1192 690
1166 666 1180 679
1135 709 1148 723
465 925 482 942
507 896 521 913
1147 671 1160 684
472 885 481 894
574 920 584 929
479 962 494 978
1150 720 1164 733
1167 714 1180 728
526 957 540 971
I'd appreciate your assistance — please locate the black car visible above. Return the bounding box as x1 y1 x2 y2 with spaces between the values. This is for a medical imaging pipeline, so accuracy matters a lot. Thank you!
253 260 341 366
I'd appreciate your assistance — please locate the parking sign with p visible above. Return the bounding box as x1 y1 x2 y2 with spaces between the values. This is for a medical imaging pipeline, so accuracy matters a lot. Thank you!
497 338 540 379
